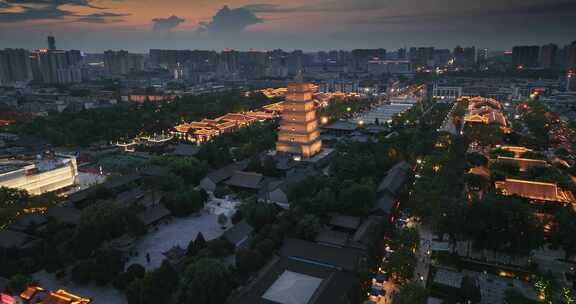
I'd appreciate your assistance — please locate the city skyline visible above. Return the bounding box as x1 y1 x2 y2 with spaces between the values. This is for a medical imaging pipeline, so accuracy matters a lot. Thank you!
1 0 575 52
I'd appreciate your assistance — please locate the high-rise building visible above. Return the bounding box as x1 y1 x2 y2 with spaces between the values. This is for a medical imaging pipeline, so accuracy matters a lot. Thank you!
464 47 476 65
104 50 130 75
397 48 407 60
410 47 434 67
149 49 193 66
512 46 540 68
0 48 32 84
540 44 558 69
276 82 322 159
219 49 239 73
565 41 576 69
433 49 451 66
31 49 82 84
477 48 489 64
568 69 576 92
453 46 475 67
47 36 56 50
351 49 386 70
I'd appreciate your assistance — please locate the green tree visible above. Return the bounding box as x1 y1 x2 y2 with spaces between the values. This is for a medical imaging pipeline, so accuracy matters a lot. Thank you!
295 215 321 241
164 189 204 217
7 274 36 294
463 195 544 256
337 182 376 215
71 201 125 257
549 206 576 260
0 187 29 208
218 213 228 228
187 232 207 256
392 282 428 304
178 259 233 304
385 247 417 284
239 199 277 229
126 261 179 304
70 260 96 284
92 250 125 285
236 249 264 274
461 276 481 303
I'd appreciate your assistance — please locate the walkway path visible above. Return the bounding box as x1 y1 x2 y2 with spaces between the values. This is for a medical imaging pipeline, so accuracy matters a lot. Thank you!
414 225 433 286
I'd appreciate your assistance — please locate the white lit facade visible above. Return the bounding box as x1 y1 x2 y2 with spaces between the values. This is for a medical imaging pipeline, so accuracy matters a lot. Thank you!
0 154 78 195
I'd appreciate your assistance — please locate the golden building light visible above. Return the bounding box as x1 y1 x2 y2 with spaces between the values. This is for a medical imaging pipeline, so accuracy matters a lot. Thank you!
276 82 322 158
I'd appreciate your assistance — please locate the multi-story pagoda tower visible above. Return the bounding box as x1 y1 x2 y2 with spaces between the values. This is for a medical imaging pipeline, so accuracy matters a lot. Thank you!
276 81 322 158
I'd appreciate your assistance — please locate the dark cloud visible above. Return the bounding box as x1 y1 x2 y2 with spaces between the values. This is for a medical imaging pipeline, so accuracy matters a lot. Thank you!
0 4 73 22
243 0 576 14
0 0 124 23
198 5 262 34
239 0 388 13
355 1 576 31
77 12 129 23
4 0 105 9
152 15 185 31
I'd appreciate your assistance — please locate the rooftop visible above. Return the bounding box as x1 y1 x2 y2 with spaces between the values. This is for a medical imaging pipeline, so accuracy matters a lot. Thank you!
224 171 264 190
329 215 361 231
262 270 323 304
433 268 464 289
280 238 362 272
233 256 358 304
223 220 254 247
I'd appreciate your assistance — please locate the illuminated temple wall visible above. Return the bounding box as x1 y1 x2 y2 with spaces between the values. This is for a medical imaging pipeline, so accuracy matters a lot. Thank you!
276 83 322 158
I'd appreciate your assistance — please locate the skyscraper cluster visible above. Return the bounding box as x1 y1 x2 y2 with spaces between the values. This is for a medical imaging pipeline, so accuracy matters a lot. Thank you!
512 41 576 69
103 50 144 76
0 37 83 85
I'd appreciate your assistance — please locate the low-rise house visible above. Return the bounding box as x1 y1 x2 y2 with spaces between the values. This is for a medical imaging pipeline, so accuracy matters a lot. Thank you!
373 161 411 219
115 186 145 207
321 120 357 137
329 215 361 233
168 144 200 157
8 213 48 234
259 167 319 208
232 256 359 304
377 161 411 197
46 206 81 226
200 160 248 193
224 171 264 192
137 205 171 227
280 238 364 272
0 230 41 253
372 192 398 218
433 268 464 289
232 236 366 304
222 220 254 250
315 229 350 247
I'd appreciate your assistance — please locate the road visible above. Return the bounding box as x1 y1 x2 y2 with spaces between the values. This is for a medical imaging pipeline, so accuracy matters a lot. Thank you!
438 102 459 135
414 225 433 287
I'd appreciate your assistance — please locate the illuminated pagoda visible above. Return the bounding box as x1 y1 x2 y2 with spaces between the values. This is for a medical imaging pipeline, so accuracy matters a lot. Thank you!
276 80 322 159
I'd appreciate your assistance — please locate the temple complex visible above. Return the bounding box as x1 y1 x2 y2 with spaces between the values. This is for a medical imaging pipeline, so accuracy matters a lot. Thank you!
276 82 322 159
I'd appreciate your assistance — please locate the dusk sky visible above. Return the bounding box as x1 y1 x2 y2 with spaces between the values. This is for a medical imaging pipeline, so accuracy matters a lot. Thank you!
1 0 575 52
